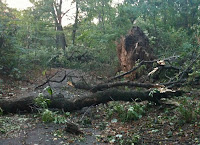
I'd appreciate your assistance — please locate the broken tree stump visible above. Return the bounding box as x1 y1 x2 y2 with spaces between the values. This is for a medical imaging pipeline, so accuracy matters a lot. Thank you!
116 26 155 80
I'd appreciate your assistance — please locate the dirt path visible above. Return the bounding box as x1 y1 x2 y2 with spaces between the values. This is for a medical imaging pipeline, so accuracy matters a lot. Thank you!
0 121 104 145
0 68 98 99
0 68 106 145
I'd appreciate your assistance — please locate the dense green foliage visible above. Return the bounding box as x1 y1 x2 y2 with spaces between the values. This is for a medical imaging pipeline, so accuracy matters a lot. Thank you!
0 0 200 77
0 2 19 76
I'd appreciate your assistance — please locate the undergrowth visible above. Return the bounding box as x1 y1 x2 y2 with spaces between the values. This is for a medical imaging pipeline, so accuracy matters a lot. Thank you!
177 96 200 123
106 101 147 122
34 88 70 124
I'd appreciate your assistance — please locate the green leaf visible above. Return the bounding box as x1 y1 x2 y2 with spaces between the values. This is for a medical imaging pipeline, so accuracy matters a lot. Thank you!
42 70 47 76
0 107 3 116
45 86 53 96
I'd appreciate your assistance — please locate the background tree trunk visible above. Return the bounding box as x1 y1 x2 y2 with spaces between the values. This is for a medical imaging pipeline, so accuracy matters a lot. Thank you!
72 0 79 45
52 0 67 51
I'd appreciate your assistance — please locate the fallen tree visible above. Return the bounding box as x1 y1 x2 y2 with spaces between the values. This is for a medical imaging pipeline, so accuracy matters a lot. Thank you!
0 89 183 113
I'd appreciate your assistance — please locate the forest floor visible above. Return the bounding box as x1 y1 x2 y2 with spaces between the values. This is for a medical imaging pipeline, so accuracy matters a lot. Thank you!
0 68 200 145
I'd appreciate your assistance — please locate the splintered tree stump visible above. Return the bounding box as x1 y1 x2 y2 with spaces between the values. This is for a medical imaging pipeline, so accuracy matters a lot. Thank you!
117 26 155 80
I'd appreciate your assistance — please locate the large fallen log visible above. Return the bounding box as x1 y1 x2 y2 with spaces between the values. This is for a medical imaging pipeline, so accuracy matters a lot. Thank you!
0 89 183 113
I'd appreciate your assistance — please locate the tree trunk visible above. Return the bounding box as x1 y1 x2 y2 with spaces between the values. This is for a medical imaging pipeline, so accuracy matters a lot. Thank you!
0 36 3 48
72 0 79 45
0 89 183 113
73 80 164 92
57 24 67 50
52 0 67 51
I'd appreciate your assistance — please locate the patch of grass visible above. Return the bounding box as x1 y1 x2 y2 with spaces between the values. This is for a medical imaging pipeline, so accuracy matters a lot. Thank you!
106 101 146 122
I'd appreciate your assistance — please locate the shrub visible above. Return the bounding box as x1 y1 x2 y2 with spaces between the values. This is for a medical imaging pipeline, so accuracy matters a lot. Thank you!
177 97 200 123
42 109 55 123
106 102 146 122
34 93 51 109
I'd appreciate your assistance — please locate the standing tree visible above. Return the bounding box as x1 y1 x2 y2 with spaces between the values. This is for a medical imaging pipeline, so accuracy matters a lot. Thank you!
72 0 79 45
51 0 68 51
30 0 68 51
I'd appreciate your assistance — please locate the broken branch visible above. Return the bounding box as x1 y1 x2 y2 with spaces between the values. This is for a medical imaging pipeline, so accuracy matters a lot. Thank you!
109 56 180 82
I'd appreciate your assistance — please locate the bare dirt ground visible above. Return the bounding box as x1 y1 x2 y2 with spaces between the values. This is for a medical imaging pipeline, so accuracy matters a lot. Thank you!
0 68 104 145
0 113 107 145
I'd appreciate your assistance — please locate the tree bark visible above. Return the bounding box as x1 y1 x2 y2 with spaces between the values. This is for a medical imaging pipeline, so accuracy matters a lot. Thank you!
0 89 183 113
73 80 164 92
52 0 67 51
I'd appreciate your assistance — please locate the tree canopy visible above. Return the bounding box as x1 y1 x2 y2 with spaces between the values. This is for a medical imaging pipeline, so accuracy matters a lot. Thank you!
0 0 200 77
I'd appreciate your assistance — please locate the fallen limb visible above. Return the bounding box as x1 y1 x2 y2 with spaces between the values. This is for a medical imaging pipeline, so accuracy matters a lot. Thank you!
109 56 180 82
73 80 165 92
163 54 200 87
0 89 183 113
109 60 145 81
35 70 63 89
35 70 69 90
90 81 164 92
